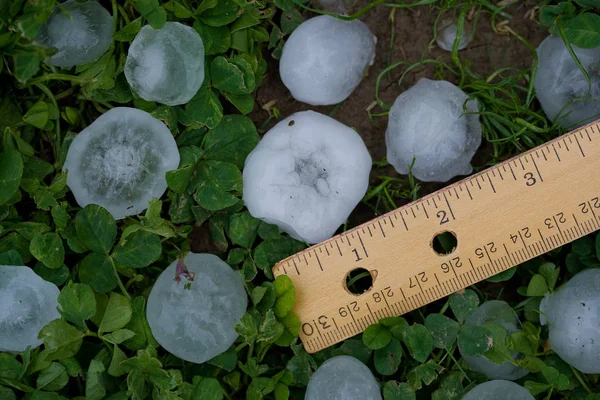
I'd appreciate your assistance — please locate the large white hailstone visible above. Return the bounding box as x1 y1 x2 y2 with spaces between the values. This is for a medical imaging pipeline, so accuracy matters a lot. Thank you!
125 22 205 106
539 268 600 373
462 380 534 400
534 35 600 128
36 0 113 68
0 266 60 352
63 107 180 220
279 15 376 106
459 301 528 380
436 20 473 51
242 111 371 244
306 356 382 400
146 253 247 364
386 78 482 182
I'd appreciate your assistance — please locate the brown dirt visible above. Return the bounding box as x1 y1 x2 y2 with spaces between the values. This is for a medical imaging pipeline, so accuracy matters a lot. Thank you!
250 1 548 173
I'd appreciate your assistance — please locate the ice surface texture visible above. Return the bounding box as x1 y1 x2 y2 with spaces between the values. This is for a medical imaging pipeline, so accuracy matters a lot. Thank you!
0 266 60 352
436 21 473 51
125 22 205 106
462 380 534 400
305 356 382 400
279 15 376 106
534 35 600 128
36 0 113 68
458 300 528 380
242 111 372 244
63 107 180 220
147 253 247 364
386 78 482 182
539 268 600 373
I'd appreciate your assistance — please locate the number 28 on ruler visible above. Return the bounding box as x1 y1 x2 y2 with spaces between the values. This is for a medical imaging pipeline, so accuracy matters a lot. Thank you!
273 121 600 353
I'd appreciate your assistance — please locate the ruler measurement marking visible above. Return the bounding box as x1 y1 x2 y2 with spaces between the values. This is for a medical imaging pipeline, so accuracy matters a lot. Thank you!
315 252 323 271
531 155 544 182
357 232 368 258
575 135 585 157
443 191 456 220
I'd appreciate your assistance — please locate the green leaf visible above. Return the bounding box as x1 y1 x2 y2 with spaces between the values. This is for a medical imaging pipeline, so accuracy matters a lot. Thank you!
482 322 512 364
85 359 105 400
124 297 158 350
254 237 305 276
13 53 43 83
101 329 136 345
203 114 259 168
75 205 117 254
574 0 600 6
112 230 162 268
486 267 517 283
133 0 166 29
0 354 21 379
247 377 275 400
424 314 459 349
374 337 402 375
39 320 84 359
211 56 255 95
540 2 576 26
0 98 22 127
539 262 560 291
449 289 479 323
235 313 258 343
192 161 241 211
34 264 69 286
407 360 443 391
362 324 392 350
275 312 300 347
0 151 23 206
403 324 434 362
58 283 97 330
561 13 600 49
184 86 223 129
527 274 549 296
99 293 133 333
383 381 416 400
193 20 230 55
114 17 142 41
0 250 24 265
458 325 492 356
163 0 194 18
258 310 284 343
223 92 255 115
198 0 238 26
108 344 128 377
22 100 49 129
274 275 295 318
189 377 224 400
36 362 67 390
29 232 64 269
79 253 118 293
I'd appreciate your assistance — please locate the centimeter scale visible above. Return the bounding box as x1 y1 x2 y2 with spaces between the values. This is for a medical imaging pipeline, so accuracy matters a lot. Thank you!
272 119 600 354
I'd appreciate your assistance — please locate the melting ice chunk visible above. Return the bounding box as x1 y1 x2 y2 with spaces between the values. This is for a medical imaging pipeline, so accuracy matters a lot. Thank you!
459 300 528 380
534 35 600 128
146 253 247 364
279 15 376 106
386 78 481 182
242 111 372 244
0 266 60 352
539 268 600 373
306 356 382 400
125 22 205 106
462 380 534 400
63 107 180 220
36 0 113 68
436 20 473 51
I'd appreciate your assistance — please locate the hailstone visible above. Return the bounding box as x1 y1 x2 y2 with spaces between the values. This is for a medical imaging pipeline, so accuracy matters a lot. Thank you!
539 268 600 373
146 253 247 364
279 15 376 106
462 380 534 400
242 111 372 244
436 20 473 51
125 22 205 106
459 300 528 380
386 78 482 182
534 35 600 128
63 107 180 220
305 356 382 400
0 266 60 352
36 0 113 68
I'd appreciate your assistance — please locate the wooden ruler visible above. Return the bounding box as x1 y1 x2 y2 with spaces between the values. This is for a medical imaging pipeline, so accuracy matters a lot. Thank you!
272 120 600 354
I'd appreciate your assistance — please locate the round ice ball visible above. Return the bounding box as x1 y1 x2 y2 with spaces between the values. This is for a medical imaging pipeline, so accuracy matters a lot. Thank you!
0 266 60 352
63 107 180 220
462 380 534 400
36 0 113 68
146 253 247 364
436 20 473 51
385 78 482 182
534 35 600 128
459 300 528 380
279 15 376 106
306 355 382 400
242 110 372 244
125 22 205 106
539 268 600 373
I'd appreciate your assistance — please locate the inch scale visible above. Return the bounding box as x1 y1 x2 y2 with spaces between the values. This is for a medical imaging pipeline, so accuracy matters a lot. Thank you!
272 120 600 354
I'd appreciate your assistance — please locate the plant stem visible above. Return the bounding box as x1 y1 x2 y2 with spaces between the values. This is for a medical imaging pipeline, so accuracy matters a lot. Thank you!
21 74 93 88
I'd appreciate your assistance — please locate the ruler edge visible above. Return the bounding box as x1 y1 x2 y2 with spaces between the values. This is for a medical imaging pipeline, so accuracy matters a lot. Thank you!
272 119 600 276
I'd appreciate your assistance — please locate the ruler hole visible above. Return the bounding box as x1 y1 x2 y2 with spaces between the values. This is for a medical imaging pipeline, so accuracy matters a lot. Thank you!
432 231 457 255
344 268 374 295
